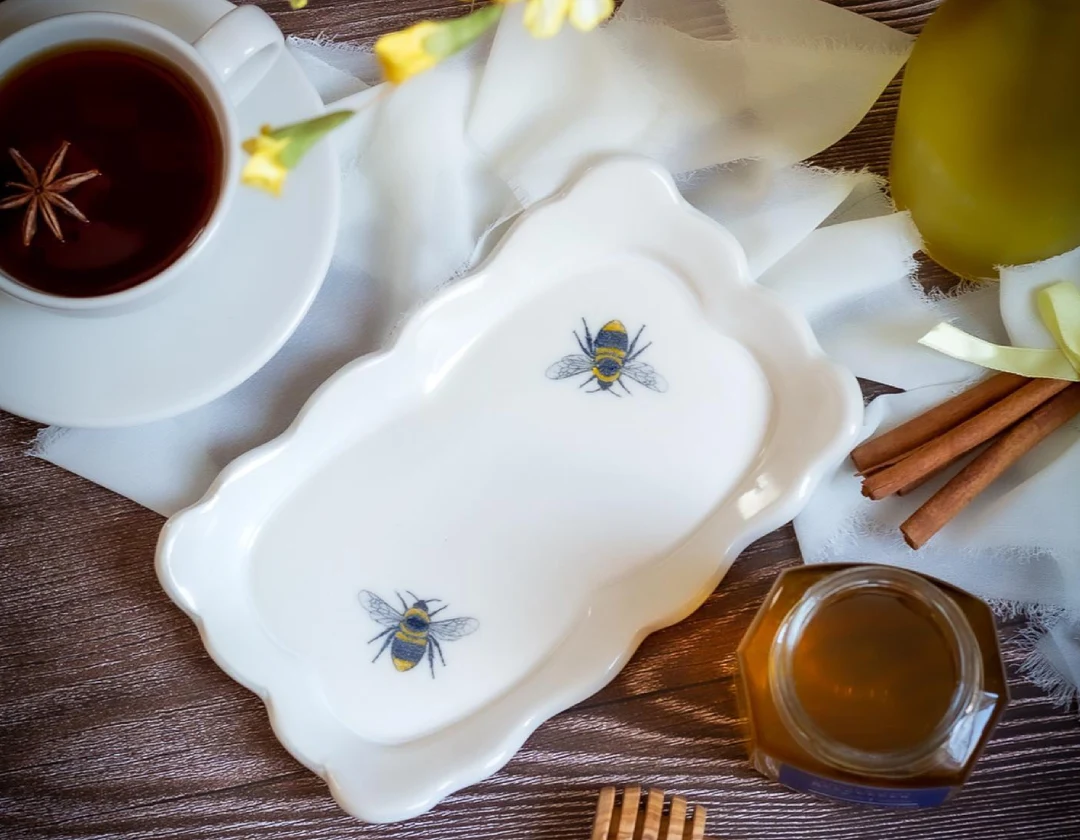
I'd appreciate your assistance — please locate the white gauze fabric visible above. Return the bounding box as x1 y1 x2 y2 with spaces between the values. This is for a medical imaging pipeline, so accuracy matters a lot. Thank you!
33 0 915 514
36 0 1080 704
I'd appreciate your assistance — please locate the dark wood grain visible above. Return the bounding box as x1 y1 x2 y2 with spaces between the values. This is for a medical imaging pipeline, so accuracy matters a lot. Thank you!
2 1 1079 838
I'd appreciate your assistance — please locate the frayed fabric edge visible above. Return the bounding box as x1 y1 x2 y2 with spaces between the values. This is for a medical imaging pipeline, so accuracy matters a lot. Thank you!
27 426 71 459
985 601 1080 712
289 33 370 56
1007 608 1080 712
1019 644 1080 711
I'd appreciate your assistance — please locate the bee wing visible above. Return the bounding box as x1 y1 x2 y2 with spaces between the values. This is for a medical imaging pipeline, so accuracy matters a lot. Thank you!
546 355 593 381
429 616 480 641
622 362 669 393
358 590 404 627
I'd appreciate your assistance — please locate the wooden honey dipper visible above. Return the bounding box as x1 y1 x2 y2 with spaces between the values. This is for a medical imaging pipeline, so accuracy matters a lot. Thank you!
591 786 708 840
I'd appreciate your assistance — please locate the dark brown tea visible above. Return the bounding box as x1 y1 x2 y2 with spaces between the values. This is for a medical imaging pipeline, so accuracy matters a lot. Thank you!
0 44 224 298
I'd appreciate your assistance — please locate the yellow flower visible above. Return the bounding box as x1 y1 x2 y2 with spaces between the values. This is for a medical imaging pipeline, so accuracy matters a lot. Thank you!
241 111 356 196
374 22 442 85
241 130 290 197
499 0 615 38
566 0 615 32
288 0 308 8
375 5 504 84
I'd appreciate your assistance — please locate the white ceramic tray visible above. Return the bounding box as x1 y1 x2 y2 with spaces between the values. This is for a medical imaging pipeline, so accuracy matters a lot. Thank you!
157 158 863 823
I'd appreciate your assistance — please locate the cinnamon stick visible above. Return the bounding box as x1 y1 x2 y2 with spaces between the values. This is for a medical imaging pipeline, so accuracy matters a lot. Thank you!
895 462 952 497
852 373 1028 474
902 383 1080 550
895 440 996 496
862 377 1072 501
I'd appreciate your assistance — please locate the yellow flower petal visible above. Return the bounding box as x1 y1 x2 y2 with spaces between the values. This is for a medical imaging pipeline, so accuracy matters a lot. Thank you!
376 8 504 85
241 131 291 197
241 154 288 197
523 0 572 38
499 0 612 37
568 0 613 31
374 22 441 85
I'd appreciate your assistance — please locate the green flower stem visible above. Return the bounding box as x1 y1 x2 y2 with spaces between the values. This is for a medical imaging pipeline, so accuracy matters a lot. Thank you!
268 111 357 169
423 5 504 61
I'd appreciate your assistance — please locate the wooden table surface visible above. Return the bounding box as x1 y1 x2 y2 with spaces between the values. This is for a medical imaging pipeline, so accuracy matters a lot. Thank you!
2 1 1079 838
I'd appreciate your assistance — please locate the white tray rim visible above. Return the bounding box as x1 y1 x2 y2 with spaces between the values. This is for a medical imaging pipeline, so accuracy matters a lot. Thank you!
156 157 864 823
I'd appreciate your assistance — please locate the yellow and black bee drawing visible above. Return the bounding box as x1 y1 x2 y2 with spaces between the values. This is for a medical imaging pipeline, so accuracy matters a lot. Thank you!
546 319 668 396
359 590 479 677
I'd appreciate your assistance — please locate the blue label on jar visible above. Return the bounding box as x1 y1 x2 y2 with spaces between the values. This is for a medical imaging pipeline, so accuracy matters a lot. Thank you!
778 764 954 808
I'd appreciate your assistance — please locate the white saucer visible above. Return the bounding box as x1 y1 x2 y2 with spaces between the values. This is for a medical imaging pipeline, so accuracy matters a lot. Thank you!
158 159 863 822
0 0 339 428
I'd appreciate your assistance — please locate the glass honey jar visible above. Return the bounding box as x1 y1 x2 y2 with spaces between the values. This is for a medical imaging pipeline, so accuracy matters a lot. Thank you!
736 565 1008 807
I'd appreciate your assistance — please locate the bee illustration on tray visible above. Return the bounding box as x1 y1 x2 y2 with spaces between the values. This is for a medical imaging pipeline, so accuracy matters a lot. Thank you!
546 319 669 396
359 590 479 678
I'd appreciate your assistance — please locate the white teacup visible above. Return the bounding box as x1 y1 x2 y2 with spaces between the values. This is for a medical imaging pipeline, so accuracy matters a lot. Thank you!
0 7 284 313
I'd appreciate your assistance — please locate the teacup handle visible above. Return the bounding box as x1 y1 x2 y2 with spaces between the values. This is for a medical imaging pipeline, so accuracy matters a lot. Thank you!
193 5 284 105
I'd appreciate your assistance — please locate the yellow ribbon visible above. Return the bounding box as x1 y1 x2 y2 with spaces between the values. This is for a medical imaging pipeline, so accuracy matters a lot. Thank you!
919 281 1080 382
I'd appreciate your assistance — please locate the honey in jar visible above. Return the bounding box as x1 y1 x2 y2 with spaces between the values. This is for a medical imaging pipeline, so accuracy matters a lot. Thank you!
736 565 1008 807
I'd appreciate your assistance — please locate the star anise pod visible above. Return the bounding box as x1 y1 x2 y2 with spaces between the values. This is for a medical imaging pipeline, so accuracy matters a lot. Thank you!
0 142 100 246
